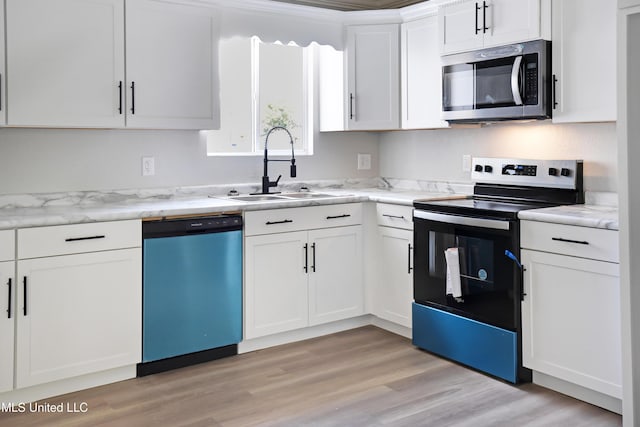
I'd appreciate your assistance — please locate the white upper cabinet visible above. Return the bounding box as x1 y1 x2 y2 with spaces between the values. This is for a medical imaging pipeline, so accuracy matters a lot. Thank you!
439 0 544 55
6 0 126 128
125 0 219 129
551 0 616 123
345 24 400 130
0 1 6 126
401 14 449 129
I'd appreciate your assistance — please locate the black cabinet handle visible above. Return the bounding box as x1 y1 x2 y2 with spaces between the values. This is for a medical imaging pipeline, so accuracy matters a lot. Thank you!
482 1 489 33
23 277 27 317
383 214 405 220
130 81 136 114
475 2 481 34
408 244 413 274
552 237 589 245
552 75 558 109
65 235 106 242
265 219 293 225
349 93 354 120
311 242 316 273
326 214 351 220
6 278 11 319
303 243 308 273
118 81 123 114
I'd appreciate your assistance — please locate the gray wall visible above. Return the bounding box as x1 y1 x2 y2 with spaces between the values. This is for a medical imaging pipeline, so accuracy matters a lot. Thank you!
379 121 618 192
0 128 379 194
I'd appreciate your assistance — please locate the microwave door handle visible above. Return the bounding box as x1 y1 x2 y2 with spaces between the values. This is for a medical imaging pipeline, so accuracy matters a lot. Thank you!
511 56 524 106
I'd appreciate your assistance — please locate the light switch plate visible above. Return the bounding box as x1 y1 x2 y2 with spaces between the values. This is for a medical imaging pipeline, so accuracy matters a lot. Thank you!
357 153 372 170
142 156 155 176
462 154 471 172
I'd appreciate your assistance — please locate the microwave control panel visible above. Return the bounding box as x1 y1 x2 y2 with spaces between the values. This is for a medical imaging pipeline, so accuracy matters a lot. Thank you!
471 157 582 190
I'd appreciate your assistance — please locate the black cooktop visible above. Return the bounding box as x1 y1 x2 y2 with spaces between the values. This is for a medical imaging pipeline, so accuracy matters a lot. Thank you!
413 196 558 220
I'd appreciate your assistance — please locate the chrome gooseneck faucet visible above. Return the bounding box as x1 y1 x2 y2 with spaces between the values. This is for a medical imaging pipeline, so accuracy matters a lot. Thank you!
258 126 297 194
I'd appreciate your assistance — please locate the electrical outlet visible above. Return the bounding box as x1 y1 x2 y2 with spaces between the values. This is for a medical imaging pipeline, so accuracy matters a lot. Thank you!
357 153 372 170
462 154 472 172
142 156 155 176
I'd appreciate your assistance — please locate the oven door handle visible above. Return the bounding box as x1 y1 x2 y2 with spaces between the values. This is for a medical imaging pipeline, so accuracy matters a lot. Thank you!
511 55 524 106
413 210 511 231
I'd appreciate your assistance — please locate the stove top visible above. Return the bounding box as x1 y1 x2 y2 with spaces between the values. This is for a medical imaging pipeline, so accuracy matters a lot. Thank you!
413 157 584 220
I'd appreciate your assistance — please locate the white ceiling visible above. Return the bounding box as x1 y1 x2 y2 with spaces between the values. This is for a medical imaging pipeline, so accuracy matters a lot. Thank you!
268 0 426 11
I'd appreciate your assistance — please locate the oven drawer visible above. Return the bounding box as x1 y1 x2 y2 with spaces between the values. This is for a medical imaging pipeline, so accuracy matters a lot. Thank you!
520 221 619 263
376 204 413 230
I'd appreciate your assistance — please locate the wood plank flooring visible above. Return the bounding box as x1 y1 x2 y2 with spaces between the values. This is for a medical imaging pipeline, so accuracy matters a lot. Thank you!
0 326 622 426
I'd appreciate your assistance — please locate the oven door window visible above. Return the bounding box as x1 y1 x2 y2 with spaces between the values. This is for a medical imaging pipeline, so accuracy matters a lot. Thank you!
414 218 518 331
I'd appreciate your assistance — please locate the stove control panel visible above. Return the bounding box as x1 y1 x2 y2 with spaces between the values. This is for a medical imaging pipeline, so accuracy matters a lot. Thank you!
471 157 583 190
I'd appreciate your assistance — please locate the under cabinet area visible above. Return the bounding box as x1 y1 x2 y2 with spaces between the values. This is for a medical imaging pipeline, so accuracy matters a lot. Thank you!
13 220 142 389
4 0 219 129
374 204 414 328
438 0 545 55
0 230 15 393
520 220 621 409
244 204 364 339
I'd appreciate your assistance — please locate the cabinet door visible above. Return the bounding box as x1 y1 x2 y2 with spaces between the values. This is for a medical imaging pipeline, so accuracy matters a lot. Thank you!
439 1 483 55
345 24 400 130
0 0 5 126
484 0 540 48
244 232 308 339
375 227 413 328
125 0 219 130
15 248 141 388
0 261 14 393
521 249 622 398
551 0 616 123
6 0 125 127
308 226 364 326
401 16 448 130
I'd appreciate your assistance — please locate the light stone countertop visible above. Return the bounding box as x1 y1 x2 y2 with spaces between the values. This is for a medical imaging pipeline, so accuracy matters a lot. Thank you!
518 204 619 230
0 186 468 230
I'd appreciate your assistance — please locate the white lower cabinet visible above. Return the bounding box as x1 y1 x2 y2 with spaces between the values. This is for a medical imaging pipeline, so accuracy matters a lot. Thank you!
521 221 621 400
244 204 364 339
374 204 414 328
0 229 15 393
14 220 141 389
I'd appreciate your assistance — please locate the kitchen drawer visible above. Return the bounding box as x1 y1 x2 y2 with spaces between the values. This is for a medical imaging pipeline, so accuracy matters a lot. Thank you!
520 221 619 263
376 203 413 230
245 203 362 236
18 220 142 259
0 230 15 261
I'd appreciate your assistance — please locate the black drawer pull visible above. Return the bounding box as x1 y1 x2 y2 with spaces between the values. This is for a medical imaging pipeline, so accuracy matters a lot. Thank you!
552 237 589 245
311 242 316 272
65 235 106 242
6 278 11 319
383 214 405 220
130 81 136 114
266 219 293 225
326 214 351 220
408 244 413 274
304 243 308 273
118 81 123 114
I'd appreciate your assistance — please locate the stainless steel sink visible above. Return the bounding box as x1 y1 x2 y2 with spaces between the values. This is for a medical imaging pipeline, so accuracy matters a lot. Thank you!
280 192 335 199
228 195 288 202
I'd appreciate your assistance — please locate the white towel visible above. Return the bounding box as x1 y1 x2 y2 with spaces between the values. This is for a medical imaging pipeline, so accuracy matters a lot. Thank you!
445 247 463 299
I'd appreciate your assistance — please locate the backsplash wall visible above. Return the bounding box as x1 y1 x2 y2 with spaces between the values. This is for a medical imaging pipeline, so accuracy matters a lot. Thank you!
379 121 618 193
0 128 379 195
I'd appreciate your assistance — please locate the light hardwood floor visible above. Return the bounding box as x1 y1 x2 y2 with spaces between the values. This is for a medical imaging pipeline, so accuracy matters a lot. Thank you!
0 326 622 426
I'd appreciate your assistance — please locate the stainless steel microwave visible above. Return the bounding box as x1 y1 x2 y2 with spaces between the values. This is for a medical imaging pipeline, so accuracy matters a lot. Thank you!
441 40 551 123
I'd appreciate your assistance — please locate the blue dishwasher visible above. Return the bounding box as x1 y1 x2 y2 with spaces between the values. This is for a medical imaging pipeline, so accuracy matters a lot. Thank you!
137 215 243 376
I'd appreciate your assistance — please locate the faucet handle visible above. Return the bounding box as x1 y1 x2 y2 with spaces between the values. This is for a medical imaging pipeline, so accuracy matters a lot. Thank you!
270 175 282 187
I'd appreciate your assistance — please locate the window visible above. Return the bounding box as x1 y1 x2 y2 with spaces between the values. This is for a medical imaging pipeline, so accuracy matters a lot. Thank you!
206 37 314 156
